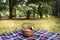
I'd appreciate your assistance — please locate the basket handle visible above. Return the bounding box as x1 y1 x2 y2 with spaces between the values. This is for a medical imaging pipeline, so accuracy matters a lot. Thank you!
22 22 35 29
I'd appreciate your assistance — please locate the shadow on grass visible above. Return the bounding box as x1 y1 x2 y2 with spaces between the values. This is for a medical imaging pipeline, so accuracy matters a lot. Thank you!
0 17 58 20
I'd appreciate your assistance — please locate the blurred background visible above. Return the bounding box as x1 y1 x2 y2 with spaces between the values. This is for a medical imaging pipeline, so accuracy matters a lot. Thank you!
0 0 60 34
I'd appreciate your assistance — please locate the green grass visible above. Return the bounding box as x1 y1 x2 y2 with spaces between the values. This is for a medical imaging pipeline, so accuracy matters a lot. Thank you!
0 18 60 34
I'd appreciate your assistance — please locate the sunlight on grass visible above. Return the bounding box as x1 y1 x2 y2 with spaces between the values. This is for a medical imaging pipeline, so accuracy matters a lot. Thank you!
0 18 60 34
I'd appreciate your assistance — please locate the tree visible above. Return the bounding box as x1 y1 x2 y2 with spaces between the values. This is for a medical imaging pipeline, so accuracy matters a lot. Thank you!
56 0 60 18
51 0 60 18
38 4 43 18
28 4 38 18
9 0 13 19
0 0 8 19
9 0 17 19
26 10 30 19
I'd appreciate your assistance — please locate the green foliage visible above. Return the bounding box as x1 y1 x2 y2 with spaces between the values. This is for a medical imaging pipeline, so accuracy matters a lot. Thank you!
0 2 8 11
0 0 60 18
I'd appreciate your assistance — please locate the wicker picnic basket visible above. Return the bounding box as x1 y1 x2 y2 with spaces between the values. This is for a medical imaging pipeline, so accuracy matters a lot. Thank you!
22 22 35 37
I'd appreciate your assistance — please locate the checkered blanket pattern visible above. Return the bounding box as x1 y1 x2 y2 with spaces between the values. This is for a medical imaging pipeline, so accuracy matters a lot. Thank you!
0 30 60 40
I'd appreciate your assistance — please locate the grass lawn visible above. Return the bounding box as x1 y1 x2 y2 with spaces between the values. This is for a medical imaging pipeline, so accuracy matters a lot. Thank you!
0 18 60 34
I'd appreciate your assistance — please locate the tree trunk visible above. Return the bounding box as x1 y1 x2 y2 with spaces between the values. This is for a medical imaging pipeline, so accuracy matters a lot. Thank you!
0 13 1 19
33 13 35 18
27 10 30 19
12 6 16 18
9 0 13 19
38 4 43 18
9 0 17 19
